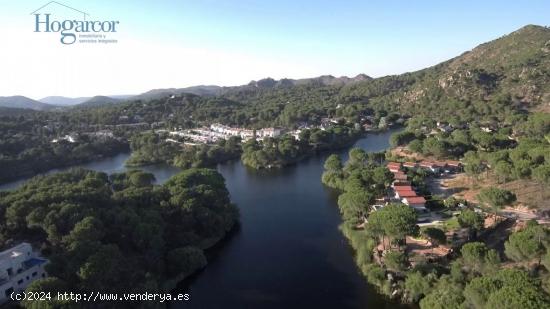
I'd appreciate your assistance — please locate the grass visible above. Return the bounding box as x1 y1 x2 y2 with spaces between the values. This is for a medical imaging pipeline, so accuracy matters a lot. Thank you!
442 217 461 232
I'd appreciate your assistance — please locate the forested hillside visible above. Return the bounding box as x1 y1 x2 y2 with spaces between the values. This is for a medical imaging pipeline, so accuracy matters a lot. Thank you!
342 25 550 122
68 25 549 128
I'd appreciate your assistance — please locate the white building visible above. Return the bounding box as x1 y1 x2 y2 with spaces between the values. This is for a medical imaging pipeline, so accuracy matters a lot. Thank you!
0 243 48 304
289 130 302 140
51 134 77 143
240 130 255 140
257 128 282 138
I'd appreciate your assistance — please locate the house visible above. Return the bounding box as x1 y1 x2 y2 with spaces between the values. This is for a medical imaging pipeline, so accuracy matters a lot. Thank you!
391 181 411 187
387 162 402 173
0 243 48 304
289 130 302 140
393 185 414 192
419 161 440 173
257 128 282 138
403 162 417 169
393 173 408 181
403 196 427 211
395 189 417 199
51 134 77 143
240 130 255 140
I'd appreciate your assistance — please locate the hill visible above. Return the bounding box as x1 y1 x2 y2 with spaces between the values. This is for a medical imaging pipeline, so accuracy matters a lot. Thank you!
39 96 91 106
132 86 224 101
3 25 548 125
341 25 550 121
0 96 56 111
132 74 371 101
76 96 123 108
40 95 134 106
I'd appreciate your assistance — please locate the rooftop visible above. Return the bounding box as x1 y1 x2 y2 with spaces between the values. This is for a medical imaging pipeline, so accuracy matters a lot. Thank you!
404 196 427 204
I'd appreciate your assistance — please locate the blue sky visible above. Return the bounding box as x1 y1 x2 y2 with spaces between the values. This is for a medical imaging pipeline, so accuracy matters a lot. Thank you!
0 0 548 98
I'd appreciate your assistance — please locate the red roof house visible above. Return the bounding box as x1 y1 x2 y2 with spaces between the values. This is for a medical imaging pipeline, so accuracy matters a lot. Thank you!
402 196 427 211
395 190 417 199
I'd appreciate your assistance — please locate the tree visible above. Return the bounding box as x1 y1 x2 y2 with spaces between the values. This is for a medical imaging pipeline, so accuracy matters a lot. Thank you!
324 154 343 172
463 276 500 308
460 242 500 275
495 161 513 183
463 151 486 183
390 131 416 147
484 269 550 309
371 166 394 194
422 137 447 158
422 227 446 252
408 139 424 153
62 216 104 250
346 148 368 170
477 187 516 219
472 130 497 150
419 276 465 309
458 209 484 240
533 164 550 200
505 221 548 265
404 271 434 303
451 129 471 147
368 203 418 249
128 170 156 187
542 250 550 271
443 196 459 209
384 250 408 272
78 244 124 291
486 285 550 309
368 151 386 165
166 246 207 275
337 191 374 221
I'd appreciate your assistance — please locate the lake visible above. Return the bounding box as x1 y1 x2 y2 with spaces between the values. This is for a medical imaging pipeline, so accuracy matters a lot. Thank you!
0 129 406 308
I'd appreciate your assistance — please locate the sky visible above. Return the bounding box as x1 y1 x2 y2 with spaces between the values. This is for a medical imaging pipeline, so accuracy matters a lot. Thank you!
0 0 548 99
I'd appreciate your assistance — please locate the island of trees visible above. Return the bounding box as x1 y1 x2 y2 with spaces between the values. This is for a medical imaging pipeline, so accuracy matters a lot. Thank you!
241 125 360 169
0 168 238 307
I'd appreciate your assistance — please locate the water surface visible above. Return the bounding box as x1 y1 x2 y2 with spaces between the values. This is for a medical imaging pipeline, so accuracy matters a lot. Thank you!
0 129 406 309
173 129 406 309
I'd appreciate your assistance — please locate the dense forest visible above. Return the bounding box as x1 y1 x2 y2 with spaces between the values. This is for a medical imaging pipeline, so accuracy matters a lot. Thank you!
126 133 243 168
0 168 238 307
241 125 360 169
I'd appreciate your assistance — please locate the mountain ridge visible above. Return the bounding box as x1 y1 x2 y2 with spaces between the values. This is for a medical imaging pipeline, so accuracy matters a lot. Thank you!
1 24 548 113
0 96 57 111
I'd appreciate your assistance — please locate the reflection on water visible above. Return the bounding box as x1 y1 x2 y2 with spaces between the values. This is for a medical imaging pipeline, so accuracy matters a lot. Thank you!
0 153 181 191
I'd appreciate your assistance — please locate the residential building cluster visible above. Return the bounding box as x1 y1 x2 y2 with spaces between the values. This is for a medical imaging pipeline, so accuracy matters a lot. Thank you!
169 124 283 144
387 162 428 212
378 160 464 215
0 243 48 304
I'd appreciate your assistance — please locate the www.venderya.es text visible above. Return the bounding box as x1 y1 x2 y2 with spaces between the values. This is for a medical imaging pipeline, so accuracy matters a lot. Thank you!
11 291 190 303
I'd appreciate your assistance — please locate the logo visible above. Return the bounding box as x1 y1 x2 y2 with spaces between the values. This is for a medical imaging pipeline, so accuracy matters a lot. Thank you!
31 1 120 45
